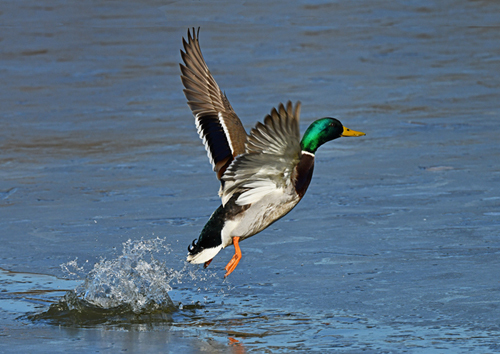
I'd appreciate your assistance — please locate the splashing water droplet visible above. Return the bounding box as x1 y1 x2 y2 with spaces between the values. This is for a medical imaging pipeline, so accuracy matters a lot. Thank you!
78 238 176 313
31 237 222 326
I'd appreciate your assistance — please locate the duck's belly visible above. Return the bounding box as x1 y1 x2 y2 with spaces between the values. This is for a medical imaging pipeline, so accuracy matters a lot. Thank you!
221 190 301 248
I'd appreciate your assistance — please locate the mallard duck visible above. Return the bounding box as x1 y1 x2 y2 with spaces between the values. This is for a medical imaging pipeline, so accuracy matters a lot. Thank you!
179 28 365 277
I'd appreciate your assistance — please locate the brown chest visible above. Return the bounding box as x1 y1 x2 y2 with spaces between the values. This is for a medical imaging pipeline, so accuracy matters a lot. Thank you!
292 153 315 198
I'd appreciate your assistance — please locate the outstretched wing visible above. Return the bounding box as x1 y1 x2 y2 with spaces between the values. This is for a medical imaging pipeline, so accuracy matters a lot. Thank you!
222 101 302 206
180 28 247 180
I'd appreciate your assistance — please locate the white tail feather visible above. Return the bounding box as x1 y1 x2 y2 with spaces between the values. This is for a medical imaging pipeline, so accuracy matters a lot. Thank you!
187 245 223 264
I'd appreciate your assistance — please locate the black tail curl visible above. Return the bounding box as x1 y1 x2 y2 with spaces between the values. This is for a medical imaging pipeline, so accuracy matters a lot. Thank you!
188 239 199 254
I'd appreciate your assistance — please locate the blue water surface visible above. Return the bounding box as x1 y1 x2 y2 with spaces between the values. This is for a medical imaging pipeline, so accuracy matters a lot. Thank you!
1 0 499 352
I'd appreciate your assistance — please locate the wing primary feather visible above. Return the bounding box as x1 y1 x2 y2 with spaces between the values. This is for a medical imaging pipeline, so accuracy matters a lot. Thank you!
180 28 248 181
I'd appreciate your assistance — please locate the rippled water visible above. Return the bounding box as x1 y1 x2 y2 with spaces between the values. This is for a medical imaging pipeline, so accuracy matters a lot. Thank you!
1 0 500 352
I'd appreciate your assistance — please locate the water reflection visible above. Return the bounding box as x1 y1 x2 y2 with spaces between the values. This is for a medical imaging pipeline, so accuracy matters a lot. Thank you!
228 337 246 354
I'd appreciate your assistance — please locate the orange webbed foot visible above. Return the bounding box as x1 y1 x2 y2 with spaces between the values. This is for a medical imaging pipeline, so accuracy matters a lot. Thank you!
224 237 241 277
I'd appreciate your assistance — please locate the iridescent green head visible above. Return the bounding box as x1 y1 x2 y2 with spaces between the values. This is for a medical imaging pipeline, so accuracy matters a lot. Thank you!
300 118 365 154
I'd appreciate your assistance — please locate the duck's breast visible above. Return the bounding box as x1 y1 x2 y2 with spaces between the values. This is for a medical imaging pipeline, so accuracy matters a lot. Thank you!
221 187 301 247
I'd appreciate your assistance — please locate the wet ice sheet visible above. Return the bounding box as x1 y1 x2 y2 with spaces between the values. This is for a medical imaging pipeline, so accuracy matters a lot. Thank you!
2 264 499 353
1 0 500 352
0 268 80 314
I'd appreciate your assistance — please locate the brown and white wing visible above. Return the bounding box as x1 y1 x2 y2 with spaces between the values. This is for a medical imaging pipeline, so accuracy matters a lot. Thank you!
221 101 302 206
180 28 247 180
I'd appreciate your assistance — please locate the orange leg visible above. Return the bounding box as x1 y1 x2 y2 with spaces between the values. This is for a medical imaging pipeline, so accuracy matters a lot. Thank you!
204 258 213 268
224 236 241 277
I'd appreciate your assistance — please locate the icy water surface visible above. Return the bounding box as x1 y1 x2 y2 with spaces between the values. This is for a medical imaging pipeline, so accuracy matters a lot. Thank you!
1 0 500 352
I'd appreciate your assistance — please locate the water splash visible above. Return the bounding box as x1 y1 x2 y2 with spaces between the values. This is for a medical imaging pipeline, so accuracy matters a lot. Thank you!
79 238 175 312
60 258 86 278
30 237 183 325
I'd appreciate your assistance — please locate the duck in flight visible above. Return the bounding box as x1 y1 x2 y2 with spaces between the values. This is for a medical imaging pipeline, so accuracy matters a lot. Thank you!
179 28 365 277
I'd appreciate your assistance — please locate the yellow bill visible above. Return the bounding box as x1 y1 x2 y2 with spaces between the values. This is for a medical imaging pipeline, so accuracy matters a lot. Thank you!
341 126 366 137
